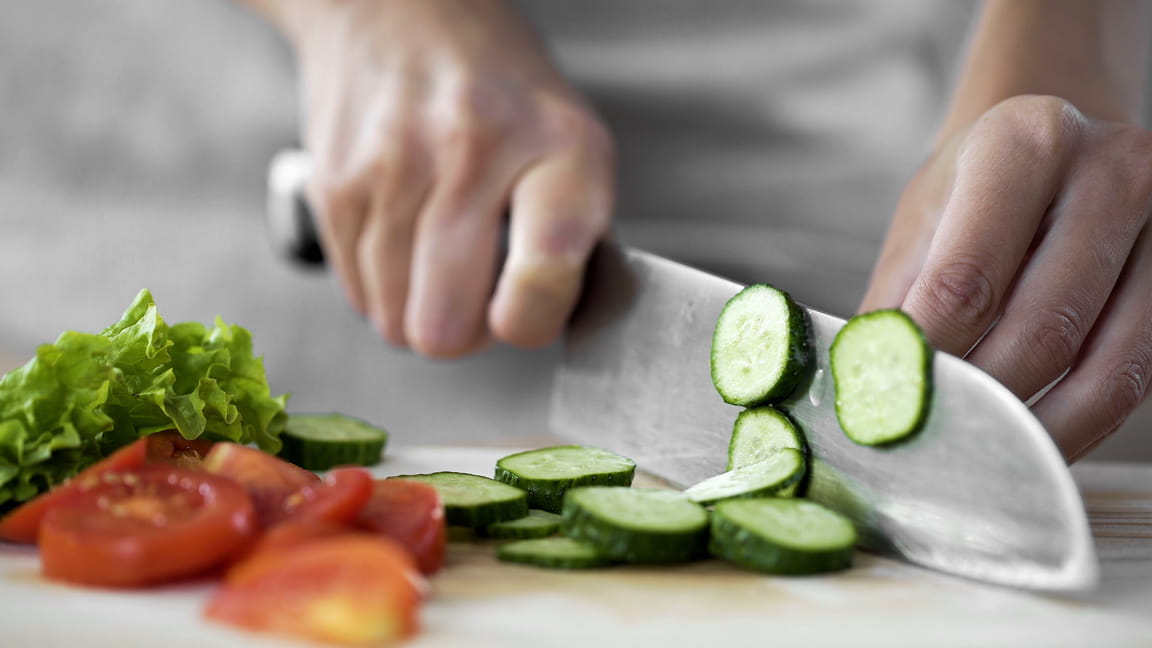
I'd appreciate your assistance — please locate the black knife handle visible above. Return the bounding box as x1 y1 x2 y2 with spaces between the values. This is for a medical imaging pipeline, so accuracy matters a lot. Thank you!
266 149 325 266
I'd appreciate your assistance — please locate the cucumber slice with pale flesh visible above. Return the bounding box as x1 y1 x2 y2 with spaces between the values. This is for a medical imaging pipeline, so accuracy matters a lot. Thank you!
496 537 614 570
830 309 933 446
563 487 709 564
711 284 811 407
495 445 636 513
390 472 528 527
728 406 806 496
684 447 805 506
278 413 388 470
481 509 564 539
710 498 857 574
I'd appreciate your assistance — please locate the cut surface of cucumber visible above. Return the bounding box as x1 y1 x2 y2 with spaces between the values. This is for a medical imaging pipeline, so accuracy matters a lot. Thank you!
711 284 811 407
496 537 614 570
710 498 856 574
390 472 528 527
278 413 388 470
683 448 805 506
563 487 709 564
481 509 564 539
728 406 807 497
830 309 933 446
495 445 636 513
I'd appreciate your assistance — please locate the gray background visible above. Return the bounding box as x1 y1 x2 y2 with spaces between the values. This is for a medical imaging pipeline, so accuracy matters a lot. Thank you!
0 0 1148 460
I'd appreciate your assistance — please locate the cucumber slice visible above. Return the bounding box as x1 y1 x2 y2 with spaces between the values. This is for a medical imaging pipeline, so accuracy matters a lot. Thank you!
728 405 807 496
830 309 933 446
390 472 528 527
683 448 805 506
278 413 388 470
563 487 709 564
496 537 614 570
709 498 857 574
495 445 636 513
711 284 812 407
481 509 564 539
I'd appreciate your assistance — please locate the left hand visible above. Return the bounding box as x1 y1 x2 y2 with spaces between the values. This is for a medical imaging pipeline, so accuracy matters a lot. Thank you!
861 94 1152 462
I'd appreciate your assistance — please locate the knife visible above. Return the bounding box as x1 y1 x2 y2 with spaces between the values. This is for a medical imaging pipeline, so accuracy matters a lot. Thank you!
266 149 1097 592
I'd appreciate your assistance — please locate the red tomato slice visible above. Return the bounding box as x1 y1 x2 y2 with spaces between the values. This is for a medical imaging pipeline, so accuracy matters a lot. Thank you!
233 519 359 573
145 430 215 469
277 468 374 527
206 536 423 646
356 479 446 575
0 437 149 544
202 443 319 527
39 465 257 588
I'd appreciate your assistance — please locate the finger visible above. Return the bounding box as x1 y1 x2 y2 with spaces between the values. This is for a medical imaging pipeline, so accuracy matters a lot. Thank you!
964 164 1145 402
489 144 614 348
308 174 369 315
405 128 514 358
357 154 431 347
1033 224 1152 462
901 100 1078 356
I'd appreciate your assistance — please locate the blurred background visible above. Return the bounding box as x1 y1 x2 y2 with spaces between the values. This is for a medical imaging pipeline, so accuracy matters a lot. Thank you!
0 0 1149 460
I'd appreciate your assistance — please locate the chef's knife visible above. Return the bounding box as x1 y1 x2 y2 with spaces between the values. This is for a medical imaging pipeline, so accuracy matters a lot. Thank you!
266 149 1097 591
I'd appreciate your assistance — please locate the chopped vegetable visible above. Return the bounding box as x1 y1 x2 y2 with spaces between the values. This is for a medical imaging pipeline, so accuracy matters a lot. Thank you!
709 498 857 574
391 472 528 528
830 309 933 446
683 448 806 506
495 445 636 513
710 283 811 407
356 479 447 575
280 467 375 527
279 413 389 470
481 509 564 539
497 536 614 570
563 487 709 564
0 289 289 509
202 442 320 528
728 406 807 497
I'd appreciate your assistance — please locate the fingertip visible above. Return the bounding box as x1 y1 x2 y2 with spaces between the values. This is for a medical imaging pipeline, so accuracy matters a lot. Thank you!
488 257 581 349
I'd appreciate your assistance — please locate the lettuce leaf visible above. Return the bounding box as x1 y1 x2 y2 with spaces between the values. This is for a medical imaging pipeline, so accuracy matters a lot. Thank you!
0 290 288 508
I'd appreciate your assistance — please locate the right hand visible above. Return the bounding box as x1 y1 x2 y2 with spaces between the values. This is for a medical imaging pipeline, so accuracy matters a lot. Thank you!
278 0 616 357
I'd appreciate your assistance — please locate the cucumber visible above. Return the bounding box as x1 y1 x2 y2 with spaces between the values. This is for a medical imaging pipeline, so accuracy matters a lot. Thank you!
711 283 812 407
830 309 933 446
278 413 388 470
709 498 857 574
683 448 805 506
727 406 807 497
389 472 528 527
495 445 636 513
563 487 709 564
481 509 564 539
496 537 614 570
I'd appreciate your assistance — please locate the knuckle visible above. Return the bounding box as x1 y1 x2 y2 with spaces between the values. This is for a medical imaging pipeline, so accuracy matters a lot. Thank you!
1099 352 1152 430
1021 305 1087 377
981 95 1082 160
543 99 615 155
917 257 999 330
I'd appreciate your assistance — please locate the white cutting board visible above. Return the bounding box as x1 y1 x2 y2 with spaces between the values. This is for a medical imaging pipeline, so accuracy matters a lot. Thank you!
0 445 1149 648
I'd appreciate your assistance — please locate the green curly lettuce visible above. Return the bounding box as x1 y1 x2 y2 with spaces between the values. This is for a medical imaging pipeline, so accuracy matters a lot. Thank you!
0 289 289 508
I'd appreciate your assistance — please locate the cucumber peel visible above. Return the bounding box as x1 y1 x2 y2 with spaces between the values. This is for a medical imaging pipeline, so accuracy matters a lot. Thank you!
278 413 388 470
390 472 528 527
563 487 709 564
710 498 857 574
495 445 636 513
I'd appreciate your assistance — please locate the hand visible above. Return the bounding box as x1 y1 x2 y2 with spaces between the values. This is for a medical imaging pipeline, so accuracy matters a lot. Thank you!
281 0 615 357
861 95 1152 462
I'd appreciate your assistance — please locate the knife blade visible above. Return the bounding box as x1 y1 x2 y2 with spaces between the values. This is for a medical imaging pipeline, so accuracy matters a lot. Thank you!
266 149 1097 591
551 243 1097 591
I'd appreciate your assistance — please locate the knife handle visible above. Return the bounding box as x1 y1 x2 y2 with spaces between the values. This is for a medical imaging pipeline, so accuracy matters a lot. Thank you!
266 149 325 266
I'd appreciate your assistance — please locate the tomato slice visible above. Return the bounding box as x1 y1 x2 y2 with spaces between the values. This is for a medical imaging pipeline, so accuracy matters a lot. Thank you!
206 536 423 646
0 437 150 544
202 443 319 527
233 519 359 573
278 467 374 527
39 466 257 587
356 479 446 575
145 430 215 469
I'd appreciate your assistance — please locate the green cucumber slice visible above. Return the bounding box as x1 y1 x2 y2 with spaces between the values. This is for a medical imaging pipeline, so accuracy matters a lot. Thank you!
278 413 388 470
728 406 807 496
711 283 812 407
390 472 528 527
563 487 709 564
495 445 636 513
709 498 857 574
496 537 614 570
830 309 933 446
683 448 805 506
481 509 564 539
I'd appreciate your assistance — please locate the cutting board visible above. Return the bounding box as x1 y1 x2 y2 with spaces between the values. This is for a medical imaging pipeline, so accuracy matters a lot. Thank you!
1 445 1149 648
